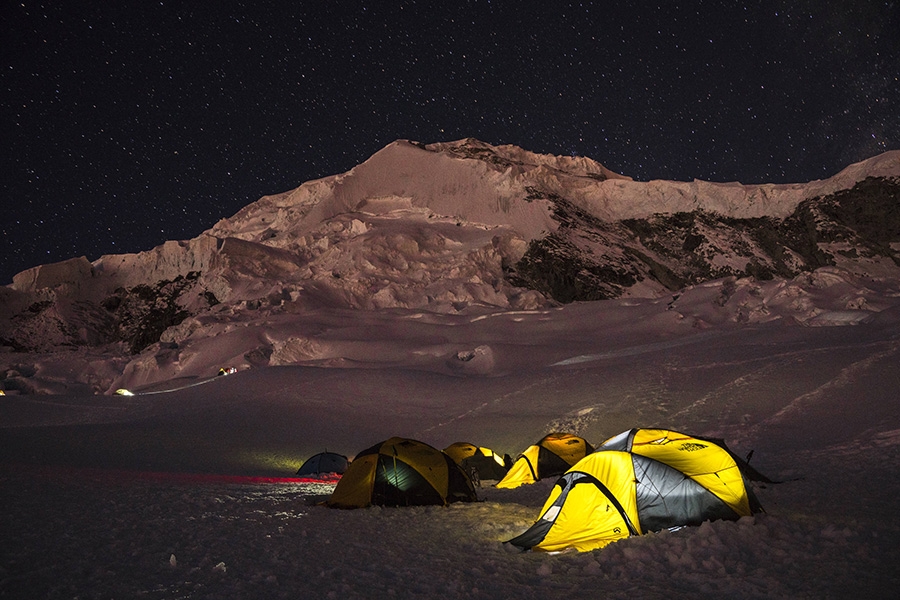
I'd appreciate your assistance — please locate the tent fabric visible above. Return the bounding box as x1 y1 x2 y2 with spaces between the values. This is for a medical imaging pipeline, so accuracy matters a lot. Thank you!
296 452 349 478
326 437 477 509
600 428 765 514
507 452 641 552
443 442 511 482
496 433 594 489
507 429 762 552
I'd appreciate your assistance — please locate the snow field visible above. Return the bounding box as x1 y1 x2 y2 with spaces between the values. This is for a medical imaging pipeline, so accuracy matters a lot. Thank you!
4 439 899 600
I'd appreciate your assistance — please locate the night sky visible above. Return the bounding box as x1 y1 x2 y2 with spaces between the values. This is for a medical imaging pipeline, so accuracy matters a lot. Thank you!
3 1 898 285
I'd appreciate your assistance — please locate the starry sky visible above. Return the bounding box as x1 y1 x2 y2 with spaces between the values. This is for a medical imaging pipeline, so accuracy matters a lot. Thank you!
2 1 898 285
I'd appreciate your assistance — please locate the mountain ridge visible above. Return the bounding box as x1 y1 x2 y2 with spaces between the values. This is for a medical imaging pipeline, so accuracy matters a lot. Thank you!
2 139 899 393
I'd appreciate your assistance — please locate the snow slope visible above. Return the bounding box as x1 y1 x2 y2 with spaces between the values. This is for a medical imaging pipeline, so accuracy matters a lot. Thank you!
3 284 900 598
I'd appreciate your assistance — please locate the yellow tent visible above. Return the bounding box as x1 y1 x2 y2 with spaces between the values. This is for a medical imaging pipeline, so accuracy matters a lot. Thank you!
507 429 763 552
496 432 593 489
326 437 477 508
443 442 512 482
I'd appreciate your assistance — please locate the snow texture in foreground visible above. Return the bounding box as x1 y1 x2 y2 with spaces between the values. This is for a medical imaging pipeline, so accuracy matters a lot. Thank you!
4 444 899 600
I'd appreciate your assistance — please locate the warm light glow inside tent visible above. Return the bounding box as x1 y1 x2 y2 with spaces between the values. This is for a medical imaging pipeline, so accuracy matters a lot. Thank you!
496 432 593 489
327 437 477 508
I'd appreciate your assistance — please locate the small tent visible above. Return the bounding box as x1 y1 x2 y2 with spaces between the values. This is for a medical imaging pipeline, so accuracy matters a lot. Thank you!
443 442 512 483
296 452 349 479
496 432 594 489
507 428 764 552
326 437 477 508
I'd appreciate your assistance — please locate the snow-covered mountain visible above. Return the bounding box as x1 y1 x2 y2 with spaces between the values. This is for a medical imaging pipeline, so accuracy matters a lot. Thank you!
3 141 900 597
1 139 899 393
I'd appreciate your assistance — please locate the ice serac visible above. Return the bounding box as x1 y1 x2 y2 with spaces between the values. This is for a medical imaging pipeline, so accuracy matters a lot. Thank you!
11 256 93 294
566 151 900 221
91 237 217 290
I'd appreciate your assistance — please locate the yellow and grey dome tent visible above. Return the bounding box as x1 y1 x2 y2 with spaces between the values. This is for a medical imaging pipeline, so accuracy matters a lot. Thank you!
443 442 512 482
507 428 764 552
496 432 594 489
326 437 477 508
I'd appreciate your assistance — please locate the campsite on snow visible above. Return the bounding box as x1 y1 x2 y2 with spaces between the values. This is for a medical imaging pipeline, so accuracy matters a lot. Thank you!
2 140 900 598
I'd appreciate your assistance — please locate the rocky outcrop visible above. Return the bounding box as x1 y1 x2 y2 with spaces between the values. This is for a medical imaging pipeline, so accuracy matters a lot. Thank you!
510 176 900 303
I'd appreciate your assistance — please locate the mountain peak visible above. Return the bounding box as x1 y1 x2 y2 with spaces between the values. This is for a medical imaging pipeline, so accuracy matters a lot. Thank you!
419 138 632 182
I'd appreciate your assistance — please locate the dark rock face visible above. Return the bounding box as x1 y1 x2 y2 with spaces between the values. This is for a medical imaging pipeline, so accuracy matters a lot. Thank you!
511 177 900 303
508 194 643 301
101 271 210 354
510 234 641 302
815 176 900 262
2 272 217 354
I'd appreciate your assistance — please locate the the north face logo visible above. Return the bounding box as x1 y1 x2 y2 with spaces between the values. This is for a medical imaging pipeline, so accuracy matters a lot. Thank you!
679 442 707 452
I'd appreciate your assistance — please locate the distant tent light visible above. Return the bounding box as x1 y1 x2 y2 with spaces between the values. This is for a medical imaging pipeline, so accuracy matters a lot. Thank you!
115 388 134 396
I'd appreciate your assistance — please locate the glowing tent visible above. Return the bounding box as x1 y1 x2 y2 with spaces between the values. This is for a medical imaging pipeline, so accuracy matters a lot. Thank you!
507 428 764 552
295 451 349 479
443 442 512 483
495 432 594 489
326 437 477 508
